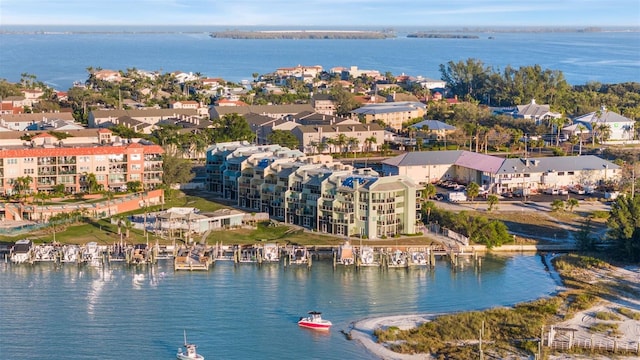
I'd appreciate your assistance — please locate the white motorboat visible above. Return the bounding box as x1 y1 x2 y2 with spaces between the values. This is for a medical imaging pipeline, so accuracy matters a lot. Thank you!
11 239 33 264
176 330 204 360
358 245 379 266
298 311 332 331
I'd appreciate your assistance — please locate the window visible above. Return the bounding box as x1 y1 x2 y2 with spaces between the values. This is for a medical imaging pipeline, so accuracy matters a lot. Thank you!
6 159 17 165
78 156 90 163
567 171 574 175
131 164 141 171
558 172 565 176
130 154 141 161
95 155 106 162
97 175 105 181
96 166 106 172
24 169 34 175
129 174 141 180
24 158 34 163
79 166 90 172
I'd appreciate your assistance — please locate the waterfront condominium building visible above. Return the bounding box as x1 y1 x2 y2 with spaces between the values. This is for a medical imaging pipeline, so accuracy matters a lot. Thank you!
0 129 163 195
206 142 420 239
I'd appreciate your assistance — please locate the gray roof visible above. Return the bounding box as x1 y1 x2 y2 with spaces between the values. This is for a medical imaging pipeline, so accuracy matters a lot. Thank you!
210 104 314 118
351 101 426 115
382 150 464 167
574 109 634 127
497 155 619 174
91 108 199 118
410 119 456 131
295 123 383 134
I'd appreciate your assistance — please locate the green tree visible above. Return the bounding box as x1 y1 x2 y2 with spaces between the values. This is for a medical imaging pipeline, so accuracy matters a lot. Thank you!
330 85 359 117
267 130 299 149
439 58 490 101
84 172 100 194
566 198 579 212
551 199 565 212
466 182 480 201
576 218 597 250
126 180 143 193
421 184 436 200
487 194 499 211
213 113 254 142
162 153 194 189
606 195 640 262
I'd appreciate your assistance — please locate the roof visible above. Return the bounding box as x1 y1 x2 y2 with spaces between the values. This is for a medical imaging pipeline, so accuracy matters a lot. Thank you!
382 150 464 167
0 142 163 158
410 119 456 131
295 123 383 134
454 152 504 173
0 112 75 122
574 109 634 127
351 101 426 115
210 104 314 118
497 155 620 174
90 108 199 119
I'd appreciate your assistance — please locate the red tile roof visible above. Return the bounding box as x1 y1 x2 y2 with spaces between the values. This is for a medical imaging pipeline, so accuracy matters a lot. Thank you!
0 143 163 158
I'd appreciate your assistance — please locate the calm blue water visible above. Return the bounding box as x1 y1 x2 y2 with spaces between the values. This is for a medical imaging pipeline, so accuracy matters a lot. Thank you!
0 254 557 359
0 29 639 90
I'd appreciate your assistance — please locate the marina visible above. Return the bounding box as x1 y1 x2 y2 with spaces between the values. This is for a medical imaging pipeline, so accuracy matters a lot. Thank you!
4 240 480 271
0 253 558 359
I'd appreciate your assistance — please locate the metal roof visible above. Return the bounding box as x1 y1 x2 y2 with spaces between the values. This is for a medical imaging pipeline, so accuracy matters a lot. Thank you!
382 150 464 167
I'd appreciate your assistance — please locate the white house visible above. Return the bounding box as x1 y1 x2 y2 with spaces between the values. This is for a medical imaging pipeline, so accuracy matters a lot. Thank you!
573 106 636 142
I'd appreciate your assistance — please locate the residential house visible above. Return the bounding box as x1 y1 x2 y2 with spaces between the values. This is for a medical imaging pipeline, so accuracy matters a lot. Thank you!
351 101 427 131
514 99 562 124
572 106 636 142
209 104 314 120
0 112 76 131
409 119 457 142
291 123 384 154
311 93 336 115
88 108 203 128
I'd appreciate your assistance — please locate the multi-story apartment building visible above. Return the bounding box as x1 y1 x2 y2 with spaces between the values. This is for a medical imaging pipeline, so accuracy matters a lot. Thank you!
206 142 420 239
351 101 427 131
0 129 163 195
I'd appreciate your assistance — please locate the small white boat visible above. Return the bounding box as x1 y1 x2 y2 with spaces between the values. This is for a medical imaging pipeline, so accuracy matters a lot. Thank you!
11 239 33 264
358 246 379 267
176 330 204 360
298 311 332 331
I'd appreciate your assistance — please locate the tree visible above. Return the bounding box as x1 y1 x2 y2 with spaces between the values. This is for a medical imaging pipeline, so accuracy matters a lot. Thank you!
551 199 565 212
84 172 100 194
566 198 579 212
213 113 254 142
267 130 299 149
606 195 640 262
576 218 597 250
487 194 499 211
126 180 143 193
439 58 490 101
421 184 436 201
162 153 194 189
330 85 358 117
364 136 377 153
466 182 480 201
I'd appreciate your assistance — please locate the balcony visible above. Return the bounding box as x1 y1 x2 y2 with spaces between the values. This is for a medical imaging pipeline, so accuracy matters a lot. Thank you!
57 157 76 165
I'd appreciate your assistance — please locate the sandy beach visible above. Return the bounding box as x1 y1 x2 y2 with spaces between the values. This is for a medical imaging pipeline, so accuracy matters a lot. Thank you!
350 314 437 359
350 257 640 360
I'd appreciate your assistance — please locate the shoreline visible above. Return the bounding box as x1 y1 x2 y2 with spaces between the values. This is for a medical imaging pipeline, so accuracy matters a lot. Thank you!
348 254 639 360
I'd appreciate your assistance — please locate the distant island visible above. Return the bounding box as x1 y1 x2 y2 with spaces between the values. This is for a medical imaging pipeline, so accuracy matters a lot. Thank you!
407 33 479 39
209 30 395 39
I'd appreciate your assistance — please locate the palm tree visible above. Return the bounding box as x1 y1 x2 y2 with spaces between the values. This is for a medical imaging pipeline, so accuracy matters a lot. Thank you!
347 137 360 157
597 124 611 144
365 136 377 153
576 124 587 155
334 133 348 155
85 172 99 194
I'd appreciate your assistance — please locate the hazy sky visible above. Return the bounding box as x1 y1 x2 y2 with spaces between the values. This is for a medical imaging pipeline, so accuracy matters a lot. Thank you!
1 0 639 27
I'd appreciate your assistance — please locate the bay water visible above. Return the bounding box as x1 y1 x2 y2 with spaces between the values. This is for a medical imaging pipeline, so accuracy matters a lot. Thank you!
0 27 639 90
0 254 557 359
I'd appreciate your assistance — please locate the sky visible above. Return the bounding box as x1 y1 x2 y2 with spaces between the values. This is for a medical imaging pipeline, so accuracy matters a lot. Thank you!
1 0 639 27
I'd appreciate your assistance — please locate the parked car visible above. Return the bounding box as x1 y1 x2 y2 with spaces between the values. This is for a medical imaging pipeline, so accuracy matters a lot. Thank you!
447 192 467 202
543 188 559 195
558 188 568 195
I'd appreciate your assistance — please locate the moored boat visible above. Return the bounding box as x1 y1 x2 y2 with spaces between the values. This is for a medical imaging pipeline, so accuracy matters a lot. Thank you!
298 311 332 331
11 239 34 264
176 330 204 360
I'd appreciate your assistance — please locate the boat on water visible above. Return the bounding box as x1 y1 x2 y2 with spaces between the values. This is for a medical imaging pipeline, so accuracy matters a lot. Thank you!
11 239 33 264
261 243 280 263
337 241 354 266
387 249 408 268
298 311 332 331
176 330 204 360
358 245 379 267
